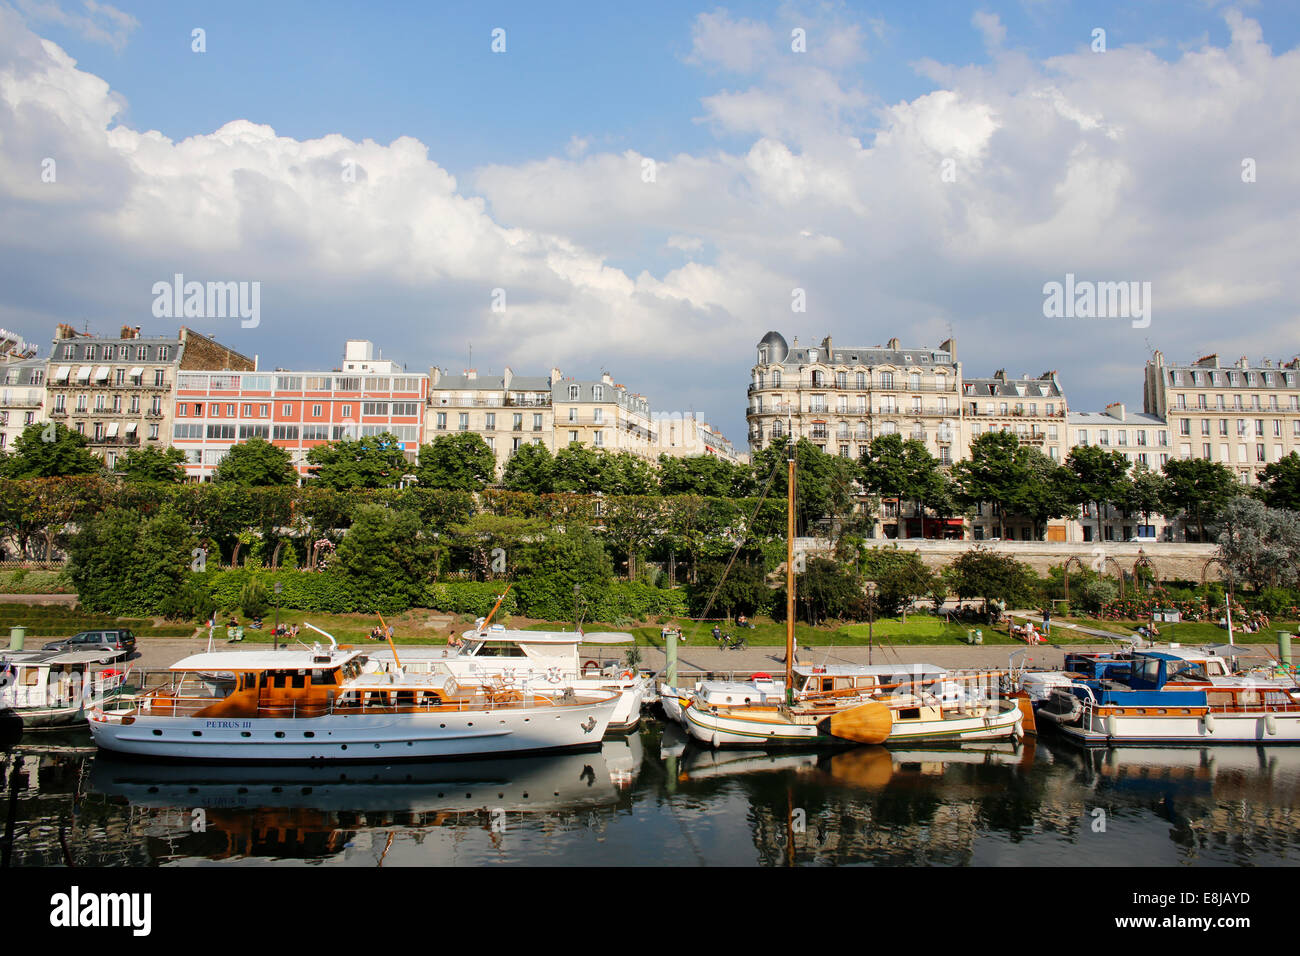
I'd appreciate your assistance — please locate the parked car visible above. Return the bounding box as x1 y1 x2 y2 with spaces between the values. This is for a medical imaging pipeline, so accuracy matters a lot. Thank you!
42 629 136 662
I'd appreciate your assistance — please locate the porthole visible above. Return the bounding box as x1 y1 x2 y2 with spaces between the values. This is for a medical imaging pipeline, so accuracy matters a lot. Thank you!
274 731 285 738
304 731 315 738
152 729 162 736
241 731 251 738
191 731 202 737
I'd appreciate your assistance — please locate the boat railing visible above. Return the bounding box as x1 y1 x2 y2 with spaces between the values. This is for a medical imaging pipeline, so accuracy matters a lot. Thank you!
110 685 612 719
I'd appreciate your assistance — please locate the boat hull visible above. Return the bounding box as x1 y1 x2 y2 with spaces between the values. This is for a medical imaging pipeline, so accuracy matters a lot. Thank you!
1055 708 1300 746
684 699 1023 749
88 698 620 762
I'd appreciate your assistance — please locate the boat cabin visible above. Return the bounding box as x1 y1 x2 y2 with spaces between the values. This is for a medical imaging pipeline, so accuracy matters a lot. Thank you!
794 664 949 699
0 649 121 712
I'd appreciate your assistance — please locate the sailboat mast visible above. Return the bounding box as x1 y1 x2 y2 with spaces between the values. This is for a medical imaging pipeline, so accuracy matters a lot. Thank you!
786 452 796 691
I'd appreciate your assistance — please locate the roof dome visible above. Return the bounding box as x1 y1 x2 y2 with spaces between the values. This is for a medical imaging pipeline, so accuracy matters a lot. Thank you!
757 330 788 364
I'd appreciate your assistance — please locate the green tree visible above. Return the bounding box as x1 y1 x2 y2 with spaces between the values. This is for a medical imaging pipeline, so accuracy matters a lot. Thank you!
502 442 555 493
1116 463 1167 528
447 513 549 579
1259 452 1300 512
1065 444 1131 543
333 503 437 611
415 433 496 491
552 443 608 493
602 451 658 496
1 422 102 478
307 433 410 490
68 506 196 614
213 436 298 486
512 524 614 621
1008 449 1076 540
659 454 744 497
860 546 935 620
948 546 1039 613
114 445 188 483
1160 457 1238 542
750 437 856 535
952 432 1028 539
687 558 773 618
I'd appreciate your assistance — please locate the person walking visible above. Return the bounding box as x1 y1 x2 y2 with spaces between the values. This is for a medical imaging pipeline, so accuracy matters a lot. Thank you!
1042 607 1051 637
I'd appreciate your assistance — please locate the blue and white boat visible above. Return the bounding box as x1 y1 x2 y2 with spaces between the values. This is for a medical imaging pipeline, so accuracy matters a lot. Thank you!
1038 648 1300 745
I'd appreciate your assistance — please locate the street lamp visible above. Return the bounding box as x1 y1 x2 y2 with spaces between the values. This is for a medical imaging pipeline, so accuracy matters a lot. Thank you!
273 580 283 650
865 581 878 665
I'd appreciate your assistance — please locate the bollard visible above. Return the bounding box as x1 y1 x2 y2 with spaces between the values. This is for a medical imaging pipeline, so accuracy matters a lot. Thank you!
1279 631 1293 669
975 629 983 645
8 626 24 651
666 630 677 688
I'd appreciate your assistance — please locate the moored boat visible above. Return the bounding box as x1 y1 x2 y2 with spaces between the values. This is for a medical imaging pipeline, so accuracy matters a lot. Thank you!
0 649 127 728
87 630 620 762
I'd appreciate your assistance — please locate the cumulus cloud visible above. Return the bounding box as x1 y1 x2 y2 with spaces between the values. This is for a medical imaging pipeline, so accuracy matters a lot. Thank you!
2 3 1299 444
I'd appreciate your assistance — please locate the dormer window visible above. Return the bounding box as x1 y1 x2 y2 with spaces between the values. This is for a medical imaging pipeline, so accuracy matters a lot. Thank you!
568 385 579 400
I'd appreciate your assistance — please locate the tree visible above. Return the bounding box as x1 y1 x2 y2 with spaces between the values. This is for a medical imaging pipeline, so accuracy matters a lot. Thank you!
687 558 772 618
1 422 102 478
333 503 437 611
1008 449 1075 540
660 454 742 497
948 546 1039 613
502 442 555 493
512 525 614 622
952 432 1028 539
786 558 862 626
860 546 935 620
602 494 663 579
1259 452 1300 512
213 436 298 486
1216 496 1300 592
307 433 410 490
1065 444 1131 542
1160 457 1238 542
1116 463 1167 528
552 443 607 494
859 434 950 537
447 513 549 579
68 506 196 614
115 445 187 483
602 451 658 496
750 437 856 535
415 433 496 491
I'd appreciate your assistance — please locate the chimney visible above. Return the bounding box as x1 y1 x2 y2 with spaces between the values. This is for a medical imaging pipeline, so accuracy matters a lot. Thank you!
601 371 613 386
887 337 900 350
1105 401 1126 421
428 367 441 387
939 337 957 360
1238 356 1249 370
821 335 833 356
550 367 563 386
120 324 133 339
502 366 513 390
54 323 76 340
994 369 1007 381
465 368 477 380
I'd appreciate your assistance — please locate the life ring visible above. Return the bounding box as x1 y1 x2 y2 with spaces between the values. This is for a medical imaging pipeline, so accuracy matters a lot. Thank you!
582 660 601 675
545 667 562 684
619 670 635 681
752 672 772 680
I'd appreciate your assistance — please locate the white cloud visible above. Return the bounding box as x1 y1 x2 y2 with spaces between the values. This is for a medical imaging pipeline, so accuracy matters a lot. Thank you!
2 4 1299 443
14 0 137 52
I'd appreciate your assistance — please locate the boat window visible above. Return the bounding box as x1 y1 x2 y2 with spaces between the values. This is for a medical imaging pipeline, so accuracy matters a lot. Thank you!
1204 660 1227 676
290 674 306 689
366 691 388 707
1136 659 1161 684
310 669 334 685
1167 663 1208 682
822 679 834 692
479 643 527 657
24 669 41 686
899 708 921 720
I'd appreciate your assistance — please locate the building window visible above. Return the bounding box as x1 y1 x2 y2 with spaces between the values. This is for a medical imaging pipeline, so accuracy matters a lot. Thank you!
436 412 447 430
485 413 496 430
594 430 604 447
513 413 523 431
458 413 469 431
568 385 579 400
283 404 292 416
533 414 543 431
593 385 603 401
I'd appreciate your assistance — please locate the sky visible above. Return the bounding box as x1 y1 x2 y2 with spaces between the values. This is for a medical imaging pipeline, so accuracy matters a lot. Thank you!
2 0 1298 445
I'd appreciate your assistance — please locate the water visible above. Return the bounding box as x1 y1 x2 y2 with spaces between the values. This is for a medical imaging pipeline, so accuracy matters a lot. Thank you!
4 724 1299 867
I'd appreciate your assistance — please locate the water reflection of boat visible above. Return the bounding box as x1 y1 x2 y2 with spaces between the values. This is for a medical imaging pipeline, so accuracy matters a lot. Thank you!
825 741 1037 790
89 747 624 814
678 747 821 780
